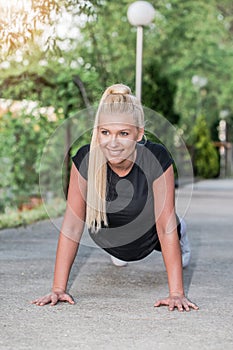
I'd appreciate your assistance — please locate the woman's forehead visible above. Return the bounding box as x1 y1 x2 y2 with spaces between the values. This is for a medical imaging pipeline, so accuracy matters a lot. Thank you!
98 112 135 126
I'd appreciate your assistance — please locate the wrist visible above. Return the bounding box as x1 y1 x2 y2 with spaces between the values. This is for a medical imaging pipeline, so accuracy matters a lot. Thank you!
52 287 66 294
169 291 185 297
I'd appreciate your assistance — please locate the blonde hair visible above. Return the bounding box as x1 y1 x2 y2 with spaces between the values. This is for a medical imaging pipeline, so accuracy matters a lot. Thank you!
86 84 144 232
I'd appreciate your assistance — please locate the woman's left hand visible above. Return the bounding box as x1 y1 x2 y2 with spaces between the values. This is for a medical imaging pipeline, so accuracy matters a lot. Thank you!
154 294 199 312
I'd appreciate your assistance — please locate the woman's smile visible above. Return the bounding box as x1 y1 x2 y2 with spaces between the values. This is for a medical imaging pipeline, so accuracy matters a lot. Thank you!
106 148 124 157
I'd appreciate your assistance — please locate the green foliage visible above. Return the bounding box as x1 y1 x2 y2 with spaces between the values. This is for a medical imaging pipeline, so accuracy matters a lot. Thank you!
67 0 233 138
191 115 219 178
143 63 179 124
0 45 100 214
0 199 65 230
0 107 62 210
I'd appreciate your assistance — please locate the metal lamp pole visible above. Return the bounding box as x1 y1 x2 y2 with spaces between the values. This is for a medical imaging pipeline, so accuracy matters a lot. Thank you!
127 1 155 101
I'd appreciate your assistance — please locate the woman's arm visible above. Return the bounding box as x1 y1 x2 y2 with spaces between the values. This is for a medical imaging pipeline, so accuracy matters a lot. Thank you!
31 164 87 306
152 165 198 311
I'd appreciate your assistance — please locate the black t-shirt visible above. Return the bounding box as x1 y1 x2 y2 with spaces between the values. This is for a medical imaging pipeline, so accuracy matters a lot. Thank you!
72 141 174 261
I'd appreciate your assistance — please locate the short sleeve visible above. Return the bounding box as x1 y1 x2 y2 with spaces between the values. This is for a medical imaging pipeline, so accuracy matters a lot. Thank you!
72 144 90 180
143 141 173 182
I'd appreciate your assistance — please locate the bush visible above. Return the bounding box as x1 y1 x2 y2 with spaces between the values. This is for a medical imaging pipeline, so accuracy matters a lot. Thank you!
0 198 65 229
191 115 219 178
0 105 62 211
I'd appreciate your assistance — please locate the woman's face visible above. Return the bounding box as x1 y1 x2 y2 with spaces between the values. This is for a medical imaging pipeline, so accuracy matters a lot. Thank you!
97 113 144 166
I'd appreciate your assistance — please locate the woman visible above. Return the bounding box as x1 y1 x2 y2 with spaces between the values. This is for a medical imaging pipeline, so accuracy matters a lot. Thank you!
32 84 198 312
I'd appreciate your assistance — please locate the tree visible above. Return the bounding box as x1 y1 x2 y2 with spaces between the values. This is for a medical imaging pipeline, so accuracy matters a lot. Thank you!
147 0 233 140
0 0 63 58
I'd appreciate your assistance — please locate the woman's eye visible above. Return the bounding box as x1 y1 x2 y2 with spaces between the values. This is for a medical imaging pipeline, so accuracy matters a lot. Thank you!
101 130 109 135
120 131 129 136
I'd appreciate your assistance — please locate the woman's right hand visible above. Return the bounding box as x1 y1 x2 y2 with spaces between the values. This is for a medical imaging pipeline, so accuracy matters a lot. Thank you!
31 291 75 306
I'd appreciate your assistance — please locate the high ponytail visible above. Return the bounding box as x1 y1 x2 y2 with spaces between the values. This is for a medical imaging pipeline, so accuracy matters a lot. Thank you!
102 84 132 97
86 84 144 233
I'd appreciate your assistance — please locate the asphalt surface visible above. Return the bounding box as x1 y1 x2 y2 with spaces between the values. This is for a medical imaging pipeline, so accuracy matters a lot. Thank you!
0 179 233 350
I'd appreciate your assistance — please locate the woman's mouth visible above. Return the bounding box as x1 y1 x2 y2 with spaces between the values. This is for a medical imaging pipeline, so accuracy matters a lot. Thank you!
107 149 123 157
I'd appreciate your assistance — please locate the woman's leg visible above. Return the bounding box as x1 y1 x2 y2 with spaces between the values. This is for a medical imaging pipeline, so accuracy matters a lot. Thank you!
179 218 191 268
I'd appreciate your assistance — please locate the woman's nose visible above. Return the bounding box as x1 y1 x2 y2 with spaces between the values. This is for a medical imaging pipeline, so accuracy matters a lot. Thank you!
108 135 118 147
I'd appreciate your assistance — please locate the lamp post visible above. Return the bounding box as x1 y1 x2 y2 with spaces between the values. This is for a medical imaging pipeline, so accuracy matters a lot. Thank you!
127 1 155 101
219 109 230 177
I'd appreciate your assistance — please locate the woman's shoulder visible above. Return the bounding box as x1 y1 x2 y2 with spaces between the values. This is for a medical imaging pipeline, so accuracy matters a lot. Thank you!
137 140 173 180
141 140 171 158
72 144 90 179
72 144 90 160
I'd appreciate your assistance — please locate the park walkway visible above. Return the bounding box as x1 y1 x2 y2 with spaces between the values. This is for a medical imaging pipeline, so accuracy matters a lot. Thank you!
0 179 233 350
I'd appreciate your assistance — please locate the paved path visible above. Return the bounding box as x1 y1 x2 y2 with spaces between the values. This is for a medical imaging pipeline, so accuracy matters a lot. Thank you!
0 179 233 350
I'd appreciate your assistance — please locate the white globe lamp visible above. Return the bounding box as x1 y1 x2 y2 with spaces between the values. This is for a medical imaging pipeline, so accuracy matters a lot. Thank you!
127 1 156 26
127 1 155 101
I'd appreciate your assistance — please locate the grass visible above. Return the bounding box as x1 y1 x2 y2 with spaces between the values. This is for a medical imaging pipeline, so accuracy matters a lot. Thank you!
0 198 66 230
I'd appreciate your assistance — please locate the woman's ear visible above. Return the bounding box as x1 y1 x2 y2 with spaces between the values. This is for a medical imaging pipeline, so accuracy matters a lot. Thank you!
137 128 145 142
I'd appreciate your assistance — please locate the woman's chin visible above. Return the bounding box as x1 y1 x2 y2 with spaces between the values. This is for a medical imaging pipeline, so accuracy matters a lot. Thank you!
107 157 123 165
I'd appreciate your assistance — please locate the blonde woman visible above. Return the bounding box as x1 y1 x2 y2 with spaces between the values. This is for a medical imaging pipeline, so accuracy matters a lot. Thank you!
32 84 198 312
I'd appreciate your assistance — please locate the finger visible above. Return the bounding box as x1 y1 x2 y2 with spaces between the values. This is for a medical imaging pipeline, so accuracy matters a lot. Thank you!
31 298 46 305
31 294 51 306
187 301 199 310
31 298 45 306
39 295 54 306
50 294 59 306
37 298 50 306
175 300 184 312
154 301 162 307
36 300 46 305
182 300 190 312
168 300 175 311
154 298 169 307
66 295 75 305
60 294 75 305
154 300 162 307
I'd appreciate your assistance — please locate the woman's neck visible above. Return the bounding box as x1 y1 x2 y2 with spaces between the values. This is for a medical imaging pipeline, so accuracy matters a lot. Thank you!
108 150 137 177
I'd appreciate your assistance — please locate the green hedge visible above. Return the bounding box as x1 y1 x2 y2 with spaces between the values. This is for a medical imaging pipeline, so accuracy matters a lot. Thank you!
0 199 65 230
